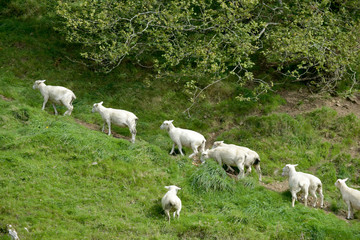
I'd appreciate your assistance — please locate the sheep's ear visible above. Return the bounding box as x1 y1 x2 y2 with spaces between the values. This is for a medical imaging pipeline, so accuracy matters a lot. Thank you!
40 80 46 83
293 164 298 167
164 186 170 189
169 120 174 123
176 187 181 190
344 178 349 182
99 101 103 105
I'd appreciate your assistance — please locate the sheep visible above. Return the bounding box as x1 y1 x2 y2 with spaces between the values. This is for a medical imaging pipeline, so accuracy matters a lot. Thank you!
212 141 262 181
91 101 138 143
161 185 182 223
282 164 324 208
335 178 360 219
201 146 248 179
160 120 206 158
32 80 76 116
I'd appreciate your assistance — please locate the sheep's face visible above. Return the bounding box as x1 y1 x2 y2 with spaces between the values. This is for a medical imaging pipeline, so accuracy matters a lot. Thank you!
282 166 290 176
160 120 173 130
92 101 103 113
282 164 297 176
212 141 224 149
33 80 46 90
165 185 181 193
335 178 348 188
200 150 209 162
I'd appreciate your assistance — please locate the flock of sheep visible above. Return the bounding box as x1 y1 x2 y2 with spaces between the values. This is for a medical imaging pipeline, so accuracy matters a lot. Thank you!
32 80 360 222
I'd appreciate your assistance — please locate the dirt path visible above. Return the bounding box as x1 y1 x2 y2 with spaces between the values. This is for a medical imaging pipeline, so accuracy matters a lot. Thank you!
74 118 131 141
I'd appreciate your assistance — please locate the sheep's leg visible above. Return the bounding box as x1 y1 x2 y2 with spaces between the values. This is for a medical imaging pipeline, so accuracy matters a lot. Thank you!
346 201 353 219
52 103 58 115
303 188 309 207
177 142 184 156
236 162 245 179
165 210 171 223
200 140 206 153
102 122 106 132
169 143 175 155
226 165 235 172
175 208 181 219
317 186 324 208
291 190 298 207
309 188 317 208
255 163 262 182
129 126 136 143
245 166 252 176
188 143 198 158
63 101 73 116
42 96 49 110
107 120 111 136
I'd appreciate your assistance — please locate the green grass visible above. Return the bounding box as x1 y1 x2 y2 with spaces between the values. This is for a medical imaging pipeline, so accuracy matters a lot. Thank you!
1 16 360 239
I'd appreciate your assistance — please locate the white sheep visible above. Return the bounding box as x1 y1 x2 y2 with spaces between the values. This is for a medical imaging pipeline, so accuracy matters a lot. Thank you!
335 178 360 219
32 80 76 116
161 185 182 223
160 120 206 158
92 101 138 143
282 164 324 208
212 141 262 181
201 146 247 179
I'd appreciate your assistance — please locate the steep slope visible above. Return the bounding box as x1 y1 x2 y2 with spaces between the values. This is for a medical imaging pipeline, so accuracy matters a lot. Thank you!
1 18 360 239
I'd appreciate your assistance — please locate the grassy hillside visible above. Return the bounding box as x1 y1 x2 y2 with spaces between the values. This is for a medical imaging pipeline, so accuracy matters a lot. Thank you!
1 17 360 239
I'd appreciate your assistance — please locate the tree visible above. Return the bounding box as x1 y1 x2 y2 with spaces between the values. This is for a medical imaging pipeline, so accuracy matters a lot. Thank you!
55 0 360 110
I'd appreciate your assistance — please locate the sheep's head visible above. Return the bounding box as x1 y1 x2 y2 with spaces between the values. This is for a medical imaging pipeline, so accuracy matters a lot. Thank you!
335 178 348 189
33 80 46 90
282 164 298 176
200 150 210 162
160 120 174 130
92 101 103 113
165 185 181 193
212 141 224 149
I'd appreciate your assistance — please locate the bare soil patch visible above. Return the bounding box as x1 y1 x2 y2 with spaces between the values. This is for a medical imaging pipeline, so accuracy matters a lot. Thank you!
275 88 360 118
74 118 131 141
0 94 13 101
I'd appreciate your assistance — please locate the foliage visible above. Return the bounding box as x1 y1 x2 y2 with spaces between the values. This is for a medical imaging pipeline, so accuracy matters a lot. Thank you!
55 0 360 103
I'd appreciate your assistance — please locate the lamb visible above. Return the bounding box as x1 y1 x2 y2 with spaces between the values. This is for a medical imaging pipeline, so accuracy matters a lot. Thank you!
161 185 182 223
335 178 360 219
282 164 324 208
201 146 247 179
212 141 262 181
33 80 76 116
91 101 138 143
160 120 206 158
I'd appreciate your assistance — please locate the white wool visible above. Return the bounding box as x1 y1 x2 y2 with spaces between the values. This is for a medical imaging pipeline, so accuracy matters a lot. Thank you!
335 178 360 219
212 141 261 181
282 164 324 208
160 120 206 158
201 146 247 179
161 185 182 223
33 80 76 116
92 101 138 143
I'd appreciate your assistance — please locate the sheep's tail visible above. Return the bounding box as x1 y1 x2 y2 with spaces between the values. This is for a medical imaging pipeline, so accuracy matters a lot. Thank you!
254 157 261 165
